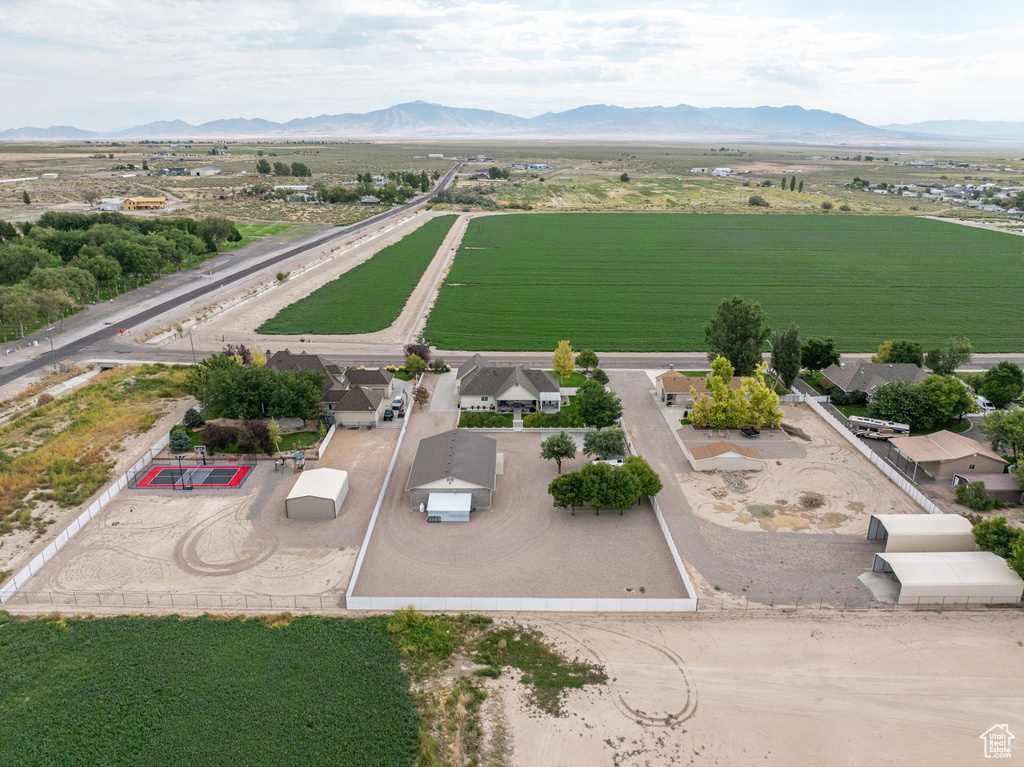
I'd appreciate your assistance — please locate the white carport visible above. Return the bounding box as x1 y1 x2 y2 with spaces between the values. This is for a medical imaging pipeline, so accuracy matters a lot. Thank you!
872 551 1024 605
867 513 976 553
286 468 349 519
425 492 472 522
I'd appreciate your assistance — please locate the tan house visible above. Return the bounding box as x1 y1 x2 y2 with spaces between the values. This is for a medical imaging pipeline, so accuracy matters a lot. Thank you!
344 368 395 399
887 430 1008 480
332 387 385 427
655 370 742 407
123 196 167 210
406 429 497 510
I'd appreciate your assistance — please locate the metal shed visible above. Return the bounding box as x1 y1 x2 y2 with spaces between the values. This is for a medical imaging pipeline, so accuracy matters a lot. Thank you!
872 551 1024 605
867 514 977 553
286 468 349 519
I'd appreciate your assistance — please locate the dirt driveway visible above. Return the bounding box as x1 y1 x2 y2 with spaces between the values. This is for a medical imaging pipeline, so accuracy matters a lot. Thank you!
612 371 882 602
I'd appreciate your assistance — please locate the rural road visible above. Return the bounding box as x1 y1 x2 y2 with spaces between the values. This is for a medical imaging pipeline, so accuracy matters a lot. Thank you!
0 163 462 388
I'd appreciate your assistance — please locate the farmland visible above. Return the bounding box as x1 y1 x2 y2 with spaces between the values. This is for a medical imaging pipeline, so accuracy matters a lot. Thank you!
425 213 1024 352
0 615 418 767
257 214 457 335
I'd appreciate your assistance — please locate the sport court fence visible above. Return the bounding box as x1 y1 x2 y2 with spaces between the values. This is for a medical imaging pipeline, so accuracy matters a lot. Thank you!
127 454 257 490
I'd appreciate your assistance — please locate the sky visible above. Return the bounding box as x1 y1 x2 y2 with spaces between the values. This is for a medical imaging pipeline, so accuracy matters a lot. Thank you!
2 0 1021 129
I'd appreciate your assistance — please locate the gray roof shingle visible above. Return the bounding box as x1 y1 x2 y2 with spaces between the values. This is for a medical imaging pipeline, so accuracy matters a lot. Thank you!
460 365 559 399
332 386 383 412
822 362 928 393
406 429 497 490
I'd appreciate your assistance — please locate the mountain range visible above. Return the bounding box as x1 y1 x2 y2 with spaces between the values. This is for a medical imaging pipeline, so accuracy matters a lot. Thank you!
2 101 1021 142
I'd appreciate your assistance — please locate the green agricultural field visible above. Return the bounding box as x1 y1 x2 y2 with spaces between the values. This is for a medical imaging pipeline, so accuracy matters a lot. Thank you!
425 213 1024 352
0 615 417 767
258 214 457 335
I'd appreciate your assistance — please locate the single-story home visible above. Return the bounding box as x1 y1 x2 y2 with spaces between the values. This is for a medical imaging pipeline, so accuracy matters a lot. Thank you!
344 368 395 399
406 429 497 510
285 468 349 519
456 355 559 413
332 386 385 427
688 441 764 472
821 362 928 400
655 370 742 407
887 430 1008 480
872 551 1024 605
952 473 1023 505
194 166 221 176
268 350 347 403
867 513 976 553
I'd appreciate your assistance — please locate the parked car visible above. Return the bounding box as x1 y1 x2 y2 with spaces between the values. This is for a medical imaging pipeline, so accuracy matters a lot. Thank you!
975 395 996 413
383 409 394 421
740 427 760 438
391 394 404 410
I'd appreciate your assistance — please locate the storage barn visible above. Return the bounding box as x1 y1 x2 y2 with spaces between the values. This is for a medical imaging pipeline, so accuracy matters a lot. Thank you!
285 468 349 519
406 429 497 511
872 551 1023 605
867 513 976 553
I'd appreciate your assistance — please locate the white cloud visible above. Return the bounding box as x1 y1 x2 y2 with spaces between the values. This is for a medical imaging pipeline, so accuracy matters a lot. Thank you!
0 0 1020 128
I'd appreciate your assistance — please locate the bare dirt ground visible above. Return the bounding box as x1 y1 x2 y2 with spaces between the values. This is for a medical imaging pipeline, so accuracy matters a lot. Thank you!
22 427 397 597
498 610 1024 767
352 400 687 600
0 398 192 579
922 214 1024 236
678 404 921 535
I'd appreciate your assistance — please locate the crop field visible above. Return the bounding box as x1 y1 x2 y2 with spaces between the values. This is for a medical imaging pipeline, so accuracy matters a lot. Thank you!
258 214 457 335
425 213 1024 352
0 615 417 767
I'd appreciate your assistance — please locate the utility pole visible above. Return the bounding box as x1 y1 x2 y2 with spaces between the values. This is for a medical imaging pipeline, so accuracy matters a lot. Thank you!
46 326 57 373
188 329 197 364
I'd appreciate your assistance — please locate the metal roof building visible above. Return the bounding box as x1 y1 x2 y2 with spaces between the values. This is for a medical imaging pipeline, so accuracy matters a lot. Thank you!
867 513 977 553
286 468 349 519
872 551 1023 605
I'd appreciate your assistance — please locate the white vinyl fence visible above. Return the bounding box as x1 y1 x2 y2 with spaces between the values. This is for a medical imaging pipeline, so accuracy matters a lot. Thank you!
346 596 697 612
315 424 337 459
803 397 944 515
0 433 170 603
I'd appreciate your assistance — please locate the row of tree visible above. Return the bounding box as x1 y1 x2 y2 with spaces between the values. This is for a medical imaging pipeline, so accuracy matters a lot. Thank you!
690 357 783 429
972 517 1024 578
255 159 311 177
548 453 663 516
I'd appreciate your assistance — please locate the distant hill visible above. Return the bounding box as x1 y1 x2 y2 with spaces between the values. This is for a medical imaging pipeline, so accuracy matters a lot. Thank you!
879 119 1024 140
0 100 910 141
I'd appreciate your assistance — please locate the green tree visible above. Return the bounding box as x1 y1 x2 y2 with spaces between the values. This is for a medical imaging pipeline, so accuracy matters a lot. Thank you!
552 340 575 383
195 217 241 252
770 323 801 388
800 337 840 372
405 353 427 377
169 426 192 454
798 179 804 193
919 374 977 424
979 409 1024 459
704 296 771 376
548 471 588 515
540 431 577 474
580 461 615 515
743 362 784 428
868 380 934 431
273 161 290 176
256 158 271 174
583 427 625 459
622 455 662 498
789 176 796 191
873 339 923 366
0 284 38 338
141 160 149 171
575 349 599 374
690 356 749 429
269 370 324 420
979 362 1024 408
605 466 641 514
747 194 770 207
620 172 630 183
924 337 973 376
972 517 1021 558
1008 537 1024 579
590 368 609 385
0 242 51 283
22 191 30 205
576 378 623 429
182 408 205 428
291 162 311 177
33 288 75 329
0 219 19 243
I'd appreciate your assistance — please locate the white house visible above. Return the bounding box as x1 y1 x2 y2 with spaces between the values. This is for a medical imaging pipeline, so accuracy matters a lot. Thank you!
690 167 709 173
194 166 221 176
99 198 124 211
711 168 731 177
456 354 560 413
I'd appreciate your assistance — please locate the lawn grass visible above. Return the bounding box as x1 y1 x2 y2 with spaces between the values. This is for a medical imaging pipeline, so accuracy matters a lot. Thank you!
425 213 1024 352
257 215 457 335
549 370 588 387
0 614 418 767
218 223 293 252
832 406 971 435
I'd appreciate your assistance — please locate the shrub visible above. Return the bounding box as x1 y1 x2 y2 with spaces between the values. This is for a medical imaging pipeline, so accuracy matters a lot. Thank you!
403 343 431 364
821 201 833 211
169 427 192 455
182 407 205 428
199 423 239 451
36 393 55 405
748 195 770 207
839 203 851 211
590 368 609 385
276 271 289 282
955 481 1002 512
317 409 336 430
523 411 584 428
238 419 274 454
428 357 447 374
459 412 508 428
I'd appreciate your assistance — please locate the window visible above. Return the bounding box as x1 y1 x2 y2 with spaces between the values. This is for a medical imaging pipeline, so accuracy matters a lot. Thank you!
969 464 975 470
481 396 488 402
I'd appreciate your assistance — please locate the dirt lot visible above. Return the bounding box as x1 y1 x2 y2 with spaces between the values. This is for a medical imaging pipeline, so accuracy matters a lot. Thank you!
496 610 1024 767
351 410 688 600
23 427 397 597
678 403 921 535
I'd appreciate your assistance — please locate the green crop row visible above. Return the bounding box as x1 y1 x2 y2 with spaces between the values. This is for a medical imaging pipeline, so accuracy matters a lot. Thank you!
424 213 1024 352
258 215 457 335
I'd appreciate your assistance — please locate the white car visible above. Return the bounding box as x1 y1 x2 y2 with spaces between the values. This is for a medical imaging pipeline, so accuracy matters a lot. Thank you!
976 395 996 413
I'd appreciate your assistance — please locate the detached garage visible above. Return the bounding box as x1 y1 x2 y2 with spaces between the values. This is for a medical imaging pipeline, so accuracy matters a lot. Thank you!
286 468 349 519
872 551 1024 605
689 441 763 472
867 513 976 553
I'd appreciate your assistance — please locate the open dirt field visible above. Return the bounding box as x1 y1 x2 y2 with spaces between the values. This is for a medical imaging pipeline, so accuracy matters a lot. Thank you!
23 427 397 597
495 610 1024 767
352 408 688 600
678 403 921 535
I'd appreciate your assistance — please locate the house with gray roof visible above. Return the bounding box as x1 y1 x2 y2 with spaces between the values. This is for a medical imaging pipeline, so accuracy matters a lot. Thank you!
332 386 385 427
456 355 560 413
344 367 394 399
821 362 929 400
267 349 346 401
406 429 498 510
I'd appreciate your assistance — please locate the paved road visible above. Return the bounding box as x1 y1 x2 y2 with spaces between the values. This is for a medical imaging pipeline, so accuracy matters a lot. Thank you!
612 369 881 604
0 164 462 388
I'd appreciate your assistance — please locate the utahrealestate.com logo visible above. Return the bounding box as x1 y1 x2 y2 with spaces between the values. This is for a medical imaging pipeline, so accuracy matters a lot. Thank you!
980 725 1014 759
